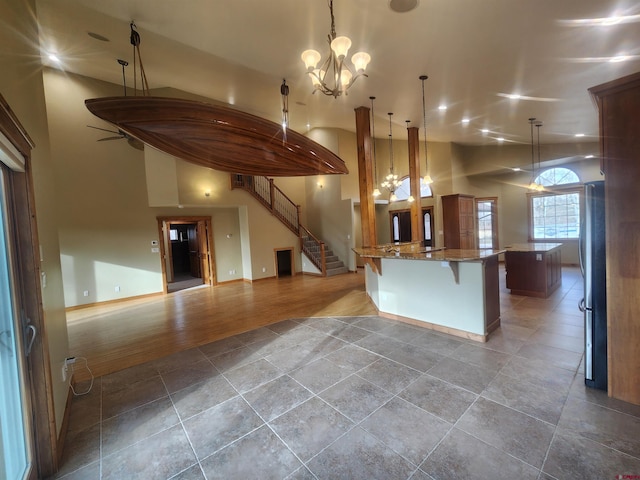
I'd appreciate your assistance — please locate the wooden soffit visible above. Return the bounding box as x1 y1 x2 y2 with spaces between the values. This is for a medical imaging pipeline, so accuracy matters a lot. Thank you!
85 96 349 177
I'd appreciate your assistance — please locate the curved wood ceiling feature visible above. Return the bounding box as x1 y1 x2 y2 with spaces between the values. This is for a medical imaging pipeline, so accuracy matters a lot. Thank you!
85 96 348 176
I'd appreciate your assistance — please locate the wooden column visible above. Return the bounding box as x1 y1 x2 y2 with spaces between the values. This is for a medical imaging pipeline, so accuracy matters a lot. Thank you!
407 126 424 243
355 106 377 249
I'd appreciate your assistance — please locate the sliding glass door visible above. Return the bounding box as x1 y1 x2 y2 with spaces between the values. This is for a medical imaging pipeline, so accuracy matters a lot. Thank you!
0 167 34 480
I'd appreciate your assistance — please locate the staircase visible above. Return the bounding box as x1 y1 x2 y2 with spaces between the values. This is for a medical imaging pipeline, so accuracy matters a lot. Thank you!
300 230 348 277
231 174 348 277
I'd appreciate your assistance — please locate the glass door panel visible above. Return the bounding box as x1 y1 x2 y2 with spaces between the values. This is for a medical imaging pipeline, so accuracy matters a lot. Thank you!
0 168 33 480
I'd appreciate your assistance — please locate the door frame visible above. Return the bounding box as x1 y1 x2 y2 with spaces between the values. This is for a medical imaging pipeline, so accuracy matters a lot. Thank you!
1 95 54 478
274 247 295 278
157 216 216 292
389 206 434 244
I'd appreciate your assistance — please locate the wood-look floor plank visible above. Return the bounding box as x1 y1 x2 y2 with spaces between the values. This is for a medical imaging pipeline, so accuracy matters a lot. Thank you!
67 272 375 379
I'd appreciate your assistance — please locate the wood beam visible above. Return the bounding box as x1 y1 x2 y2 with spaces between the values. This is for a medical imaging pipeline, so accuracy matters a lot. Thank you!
355 106 377 249
407 126 424 243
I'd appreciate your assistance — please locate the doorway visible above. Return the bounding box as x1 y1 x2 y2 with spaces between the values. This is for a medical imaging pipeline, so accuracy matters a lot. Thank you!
275 248 294 277
157 217 215 293
390 207 434 246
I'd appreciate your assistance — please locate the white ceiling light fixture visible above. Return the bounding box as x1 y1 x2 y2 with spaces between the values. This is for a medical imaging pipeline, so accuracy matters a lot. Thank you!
419 75 433 185
370 96 381 198
301 0 371 98
381 112 401 202
389 0 419 14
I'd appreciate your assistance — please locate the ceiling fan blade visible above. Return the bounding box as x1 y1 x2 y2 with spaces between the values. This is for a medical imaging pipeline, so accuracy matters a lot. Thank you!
87 125 120 135
97 136 124 142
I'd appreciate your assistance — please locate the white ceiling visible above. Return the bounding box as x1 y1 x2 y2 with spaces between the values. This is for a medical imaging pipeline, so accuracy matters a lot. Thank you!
35 0 640 146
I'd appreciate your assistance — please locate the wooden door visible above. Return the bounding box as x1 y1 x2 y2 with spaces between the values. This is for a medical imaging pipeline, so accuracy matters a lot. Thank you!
187 224 200 278
197 220 212 285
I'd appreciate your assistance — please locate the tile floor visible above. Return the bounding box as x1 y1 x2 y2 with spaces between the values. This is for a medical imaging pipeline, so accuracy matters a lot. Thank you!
51 267 640 479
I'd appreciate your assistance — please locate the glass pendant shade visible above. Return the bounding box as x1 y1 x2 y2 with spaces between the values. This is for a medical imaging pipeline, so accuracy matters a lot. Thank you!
351 52 371 72
301 50 321 70
330 36 352 58
372 188 381 197
423 174 433 185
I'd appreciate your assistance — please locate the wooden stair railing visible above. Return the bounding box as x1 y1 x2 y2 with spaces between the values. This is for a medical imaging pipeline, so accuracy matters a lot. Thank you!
299 225 326 275
231 174 327 274
231 174 300 236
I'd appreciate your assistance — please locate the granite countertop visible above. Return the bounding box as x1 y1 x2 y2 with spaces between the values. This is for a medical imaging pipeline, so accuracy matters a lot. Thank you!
353 242 505 262
504 243 563 253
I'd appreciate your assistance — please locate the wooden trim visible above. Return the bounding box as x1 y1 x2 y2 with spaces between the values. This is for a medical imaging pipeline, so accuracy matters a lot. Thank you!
156 216 216 292
65 291 164 312
378 311 489 343
274 247 295 277
56 387 75 466
1 93 58 477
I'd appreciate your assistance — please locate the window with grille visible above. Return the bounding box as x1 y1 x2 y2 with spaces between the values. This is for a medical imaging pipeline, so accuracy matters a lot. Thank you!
529 168 581 241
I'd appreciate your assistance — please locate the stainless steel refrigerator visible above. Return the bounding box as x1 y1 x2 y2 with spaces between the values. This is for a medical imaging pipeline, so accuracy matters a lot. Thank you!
579 180 607 390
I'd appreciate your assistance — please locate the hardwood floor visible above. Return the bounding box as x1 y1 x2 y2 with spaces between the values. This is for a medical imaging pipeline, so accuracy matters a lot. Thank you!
66 272 376 380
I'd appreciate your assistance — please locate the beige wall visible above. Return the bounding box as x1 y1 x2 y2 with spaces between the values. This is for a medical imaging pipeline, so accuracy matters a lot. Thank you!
1 0 69 436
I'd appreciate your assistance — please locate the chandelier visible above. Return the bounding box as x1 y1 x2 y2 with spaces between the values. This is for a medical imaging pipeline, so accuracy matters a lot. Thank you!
381 113 402 201
301 0 371 98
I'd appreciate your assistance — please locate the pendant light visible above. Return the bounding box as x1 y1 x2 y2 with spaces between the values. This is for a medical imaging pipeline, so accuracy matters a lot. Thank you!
370 96 381 198
535 120 544 191
381 112 401 202
528 117 541 190
419 75 433 185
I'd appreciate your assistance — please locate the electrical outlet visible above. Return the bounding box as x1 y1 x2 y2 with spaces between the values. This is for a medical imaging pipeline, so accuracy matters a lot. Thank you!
61 362 67 382
115 286 120 292
83 290 89 297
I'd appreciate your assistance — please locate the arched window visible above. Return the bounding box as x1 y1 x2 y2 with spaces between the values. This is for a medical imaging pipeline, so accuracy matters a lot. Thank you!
535 167 580 186
392 177 433 201
529 167 581 240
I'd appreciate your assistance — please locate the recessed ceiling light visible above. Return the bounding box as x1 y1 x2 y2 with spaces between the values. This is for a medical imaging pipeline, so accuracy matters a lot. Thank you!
575 133 585 137
481 128 489 134
497 137 504 142
609 55 629 63
48 53 60 62
88 31 110 42
389 0 419 13
512 167 521 171
438 105 447 111
461 118 470 124
508 93 521 100
585 154 594 159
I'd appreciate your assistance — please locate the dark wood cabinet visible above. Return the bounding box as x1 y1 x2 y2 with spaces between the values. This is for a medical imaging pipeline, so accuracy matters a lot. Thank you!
504 244 562 298
589 71 640 406
442 194 476 249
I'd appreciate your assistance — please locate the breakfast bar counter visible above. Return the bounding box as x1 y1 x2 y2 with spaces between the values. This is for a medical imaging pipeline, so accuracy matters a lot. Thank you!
353 243 505 342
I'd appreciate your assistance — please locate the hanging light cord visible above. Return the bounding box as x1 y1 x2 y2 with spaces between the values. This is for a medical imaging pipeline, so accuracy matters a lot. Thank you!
529 117 536 184
388 112 394 174
420 75 429 177
281 79 289 142
370 96 378 184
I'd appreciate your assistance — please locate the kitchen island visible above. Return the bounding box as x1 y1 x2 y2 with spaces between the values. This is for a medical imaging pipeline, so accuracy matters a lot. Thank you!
504 243 562 298
353 243 504 342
